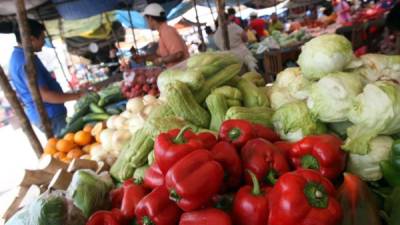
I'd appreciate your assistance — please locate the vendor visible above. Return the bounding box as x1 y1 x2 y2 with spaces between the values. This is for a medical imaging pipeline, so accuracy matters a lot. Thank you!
320 7 337 26
141 3 189 68
268 13 284 33
333 0 352 25
249 12 268 41
214 14 258 71
9 19 84 135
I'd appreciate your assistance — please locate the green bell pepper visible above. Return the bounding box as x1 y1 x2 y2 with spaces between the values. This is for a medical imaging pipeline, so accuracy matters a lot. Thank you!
381 139 400 187
391 139 400 170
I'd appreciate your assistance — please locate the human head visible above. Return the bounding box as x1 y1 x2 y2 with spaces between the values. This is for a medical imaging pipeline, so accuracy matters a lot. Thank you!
205 26 213 35
143 3 167 30
227 8 236 16
271 13 278 23
250 12 258 20
323 6 333 16
14 19 45 52
386 3 400 33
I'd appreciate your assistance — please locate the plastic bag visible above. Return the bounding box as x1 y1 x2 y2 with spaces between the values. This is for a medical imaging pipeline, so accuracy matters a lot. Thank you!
67 170 114 218
6 191 86 225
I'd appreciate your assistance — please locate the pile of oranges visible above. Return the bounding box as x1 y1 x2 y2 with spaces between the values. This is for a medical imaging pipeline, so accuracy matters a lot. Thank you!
44 123 104 163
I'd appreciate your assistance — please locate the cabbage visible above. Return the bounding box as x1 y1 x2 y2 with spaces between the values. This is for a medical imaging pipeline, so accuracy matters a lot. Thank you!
268 85 298 110
347 136 393 181
67 170 113 218
297 34 354 80
6 191 85 225
274 67 311 100
327 121 353 138
354 54 400 83
272 101 327 141
344 81 400 154
307 72 364 122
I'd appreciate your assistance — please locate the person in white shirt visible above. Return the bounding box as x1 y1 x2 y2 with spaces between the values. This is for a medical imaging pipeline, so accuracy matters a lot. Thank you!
214 14 258 71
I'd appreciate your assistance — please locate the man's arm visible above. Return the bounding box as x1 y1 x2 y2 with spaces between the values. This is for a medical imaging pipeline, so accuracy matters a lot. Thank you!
155 51 184 65
39 86 82 104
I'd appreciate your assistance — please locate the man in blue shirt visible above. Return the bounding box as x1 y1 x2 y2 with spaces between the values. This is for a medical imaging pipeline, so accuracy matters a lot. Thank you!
9 19 83 136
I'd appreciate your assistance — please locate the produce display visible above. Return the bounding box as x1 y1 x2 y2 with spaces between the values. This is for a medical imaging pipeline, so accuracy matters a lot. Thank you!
121 67 162 98
7 34 400 225
252 29 312 54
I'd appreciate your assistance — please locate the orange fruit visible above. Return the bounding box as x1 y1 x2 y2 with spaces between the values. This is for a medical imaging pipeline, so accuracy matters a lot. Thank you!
83 124 94 133
95 132 102 143
82 145 91 154
60 156 71 163
67 148 84 159
92 122 106 137
74 131 93 146
46 137 58 148
56 139 76 153
44 145 57 155
53 151 66 160
63 133 75 142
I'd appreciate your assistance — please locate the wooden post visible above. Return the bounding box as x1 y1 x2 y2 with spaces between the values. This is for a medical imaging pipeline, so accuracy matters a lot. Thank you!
193 0 206 49
0 66 43 157
15 0 53 138
216 0 230 50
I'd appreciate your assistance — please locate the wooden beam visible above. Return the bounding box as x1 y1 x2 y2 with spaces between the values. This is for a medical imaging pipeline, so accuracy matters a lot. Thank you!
14 0 53 139
0 66 43 158
216 0 230 50
193 0 206 50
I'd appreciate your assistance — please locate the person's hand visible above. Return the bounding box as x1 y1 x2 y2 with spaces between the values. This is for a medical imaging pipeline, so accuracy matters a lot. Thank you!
153 57 164 66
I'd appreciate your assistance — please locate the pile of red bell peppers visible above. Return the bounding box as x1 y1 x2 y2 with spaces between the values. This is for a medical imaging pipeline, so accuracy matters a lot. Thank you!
86 119 352 225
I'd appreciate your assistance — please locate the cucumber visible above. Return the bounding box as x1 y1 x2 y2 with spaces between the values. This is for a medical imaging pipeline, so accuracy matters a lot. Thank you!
90 103 106 114
105 107 121 115
68 105 89 125
83 113 110 123
58 117 85 138
98 92 124 107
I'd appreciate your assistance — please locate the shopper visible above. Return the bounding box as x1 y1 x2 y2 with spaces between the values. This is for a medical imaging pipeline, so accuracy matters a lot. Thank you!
214 14 258 71
333 0 352 25
249 12 268 41
9 19 83 135
268 13 284 33
141 3 189 68
205 26 218 50
227 8 243 27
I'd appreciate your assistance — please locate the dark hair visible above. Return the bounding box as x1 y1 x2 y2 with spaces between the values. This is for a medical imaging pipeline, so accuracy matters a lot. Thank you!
323 6 333 16
14 19 45 43
227 8 236 15
146 12 167 23
205 26 213 34
386 3 400 31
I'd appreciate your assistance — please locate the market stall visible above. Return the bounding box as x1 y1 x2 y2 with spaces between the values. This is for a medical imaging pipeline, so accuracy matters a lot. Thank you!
1 0 400 223
2 30 400 224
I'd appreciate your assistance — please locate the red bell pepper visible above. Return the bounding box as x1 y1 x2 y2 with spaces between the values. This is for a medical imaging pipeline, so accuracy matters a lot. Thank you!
196 131 217 149
241 138 290 186
165 149 224 211
337 173 382 225
268 169 342 225
274 141 295 159
154 126 204 174
289 134 347 180
252 123 281 142
86 209 127 225
232 171 271 225
219 119 255 148
109 186 124 209
212 193 235 212
143 163 164 190
120 179 148 219
179 208 232 225
210 141 242 191
135 185 182 225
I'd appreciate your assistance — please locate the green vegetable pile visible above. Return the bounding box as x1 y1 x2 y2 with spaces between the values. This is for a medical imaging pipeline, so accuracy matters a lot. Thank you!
110 52 273 182
59 85 126 138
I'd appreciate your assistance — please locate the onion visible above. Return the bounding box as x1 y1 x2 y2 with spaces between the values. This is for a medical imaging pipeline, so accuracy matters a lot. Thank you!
126 97 144 113
106 115 119 129
99 129 115 151
112 129 131 151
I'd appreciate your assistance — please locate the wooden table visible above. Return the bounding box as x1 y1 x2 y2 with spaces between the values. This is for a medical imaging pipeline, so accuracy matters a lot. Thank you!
263 44 302 83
